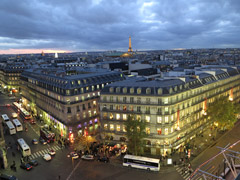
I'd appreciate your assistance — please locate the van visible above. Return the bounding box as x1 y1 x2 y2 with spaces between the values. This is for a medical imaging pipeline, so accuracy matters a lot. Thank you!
12 113 18 118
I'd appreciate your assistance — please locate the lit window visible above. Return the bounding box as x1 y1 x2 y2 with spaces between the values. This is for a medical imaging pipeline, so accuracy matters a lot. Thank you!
157 128 162 135
93 101 96 106
171 127 173 133
104 124 108 130
110 113 113 119
88 110 92 117
123 125 126 132
116 114 120 120
165 116 169 123
145 116 150 122
97 85 99 89
75 97 79 101
164 98 168 104
146 127 150 134
82 96 85 101
123 114 127 120
110 124 114 131
157 116 162 123
116 125 120 131
165 128 168 135
136 115 141 121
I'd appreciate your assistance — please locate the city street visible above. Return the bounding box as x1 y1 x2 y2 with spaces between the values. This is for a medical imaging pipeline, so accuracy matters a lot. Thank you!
0 93 239 180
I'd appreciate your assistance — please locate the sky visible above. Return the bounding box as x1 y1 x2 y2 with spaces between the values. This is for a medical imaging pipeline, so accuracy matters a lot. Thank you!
0 0 240 54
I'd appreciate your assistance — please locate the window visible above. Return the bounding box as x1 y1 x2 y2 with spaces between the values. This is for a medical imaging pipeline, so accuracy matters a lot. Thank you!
123 125 126 132
137 88 141 94
146 98 150 104
123 88 127 93
110 113 113 120
110 124 114 131
88 103 91 108
110 105 113 110
82 104 86 110
137 106 141 112
116 105 120 110
146 88 151 94
146 107 150 114
157 116 162 123
123 114 127 120
88 110 92 117
67 107 71 113
93 101 96 106
146 127 150 134
123 105 127 111
130 97 134 103
93 110 97 115
116 125 121 131
165 116 169 123
104 124 108 130
83 112 86 118
116 114 120 120
103 113 107 119
136 115 141 121
137 97 141 103
110 96 113 102
164 98 168 104
130 88 134 94
165 128 168 135
77 106 80 112
157 128 162 135
171 127 173 133
75 96 79 101
116 87 120 93
110 87 114 93
165 107 169 113
158 98 162 105
145 116 150 123
66 90 70 95
158 88 162 95
123 97 127 103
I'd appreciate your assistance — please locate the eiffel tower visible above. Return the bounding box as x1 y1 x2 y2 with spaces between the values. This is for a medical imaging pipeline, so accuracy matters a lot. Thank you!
128 36 133 52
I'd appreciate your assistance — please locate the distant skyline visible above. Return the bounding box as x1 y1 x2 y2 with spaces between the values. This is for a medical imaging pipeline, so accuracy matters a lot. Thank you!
0 0 240 54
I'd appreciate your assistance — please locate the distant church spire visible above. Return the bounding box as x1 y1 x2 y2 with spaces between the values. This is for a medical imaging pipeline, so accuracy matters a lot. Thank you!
41 51 45 56
128 36 133 52
55 52 58 58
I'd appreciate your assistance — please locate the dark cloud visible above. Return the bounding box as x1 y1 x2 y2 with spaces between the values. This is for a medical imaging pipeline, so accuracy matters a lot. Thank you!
0 0 240 52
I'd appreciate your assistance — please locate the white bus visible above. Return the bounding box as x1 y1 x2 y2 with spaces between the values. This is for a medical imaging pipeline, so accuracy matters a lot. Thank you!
1 114 9 122
12 119 23 132
123 154 160 171
5 121 16 135
17 138 31 157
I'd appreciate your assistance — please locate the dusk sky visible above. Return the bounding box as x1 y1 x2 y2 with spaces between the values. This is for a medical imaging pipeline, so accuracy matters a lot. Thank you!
0 0 240 54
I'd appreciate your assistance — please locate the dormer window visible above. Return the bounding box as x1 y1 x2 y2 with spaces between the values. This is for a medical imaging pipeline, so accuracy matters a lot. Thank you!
109 87 114 93
123 87 127 93
130 88 134 94
116 87 120 93
137 88 141 94
158 88 162 95
146 88 151 94
169 88 173 94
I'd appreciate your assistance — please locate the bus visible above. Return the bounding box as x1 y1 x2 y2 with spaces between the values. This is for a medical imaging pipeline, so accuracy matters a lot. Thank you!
123 154 160 171
12 102 32 120
1 114 9 122
12 119 23 132
19 108 31 120
40 128 55 143
17 138 31 157
5 121 16 135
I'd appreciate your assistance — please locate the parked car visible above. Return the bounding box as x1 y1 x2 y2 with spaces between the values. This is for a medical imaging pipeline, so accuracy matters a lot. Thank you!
20 163 32 171
28 160 38 166
70 152 79 159
97 156 109 163
32 139 38 145
43 154 51 161
39 138 47 145
48 149 56 156
81 154 94 161
0 173 18 180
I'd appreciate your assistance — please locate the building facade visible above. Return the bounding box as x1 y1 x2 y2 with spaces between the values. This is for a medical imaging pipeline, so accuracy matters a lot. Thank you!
20 67 125 139
100 67 240 155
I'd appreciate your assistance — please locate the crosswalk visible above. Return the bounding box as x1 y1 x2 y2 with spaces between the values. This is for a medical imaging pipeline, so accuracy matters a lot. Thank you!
175 165 193 180
29 145 62 160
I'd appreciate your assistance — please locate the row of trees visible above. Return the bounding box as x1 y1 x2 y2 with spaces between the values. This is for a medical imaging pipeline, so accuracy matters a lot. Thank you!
72 95 240 155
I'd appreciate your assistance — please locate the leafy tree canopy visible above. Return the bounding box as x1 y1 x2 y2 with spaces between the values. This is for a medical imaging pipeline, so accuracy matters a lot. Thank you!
124 114 148 155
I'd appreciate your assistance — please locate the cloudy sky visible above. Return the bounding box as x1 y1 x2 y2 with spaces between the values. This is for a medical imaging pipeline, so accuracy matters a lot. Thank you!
0 0 240 54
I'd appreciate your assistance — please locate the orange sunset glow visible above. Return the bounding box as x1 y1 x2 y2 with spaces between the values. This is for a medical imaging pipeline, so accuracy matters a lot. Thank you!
0 49 71 55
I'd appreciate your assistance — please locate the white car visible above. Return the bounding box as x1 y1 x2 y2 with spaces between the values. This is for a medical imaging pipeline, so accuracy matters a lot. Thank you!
81 155 94 161
48 149 56 156
70 152 79 159
43 154 52 161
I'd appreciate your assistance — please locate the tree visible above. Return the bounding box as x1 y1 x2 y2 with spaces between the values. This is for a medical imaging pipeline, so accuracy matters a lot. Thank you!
206 96 240 130
124 114 148 155
73 135 96 153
